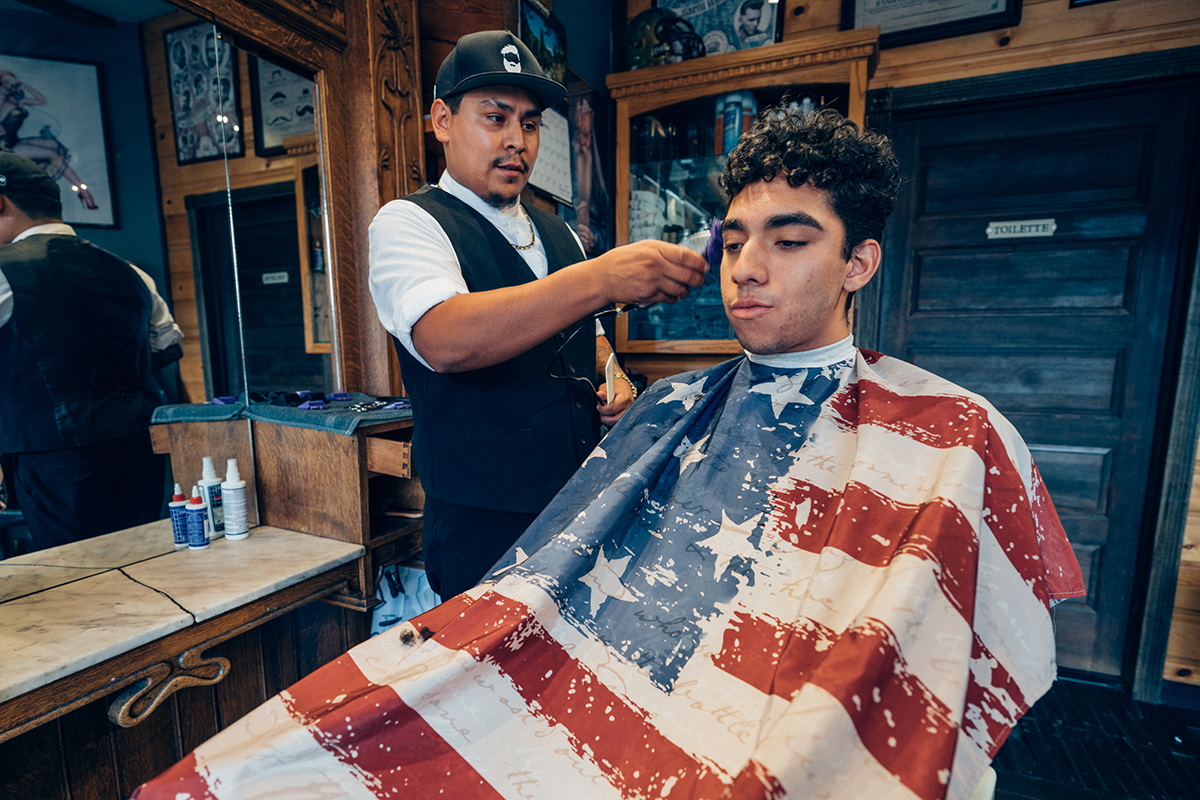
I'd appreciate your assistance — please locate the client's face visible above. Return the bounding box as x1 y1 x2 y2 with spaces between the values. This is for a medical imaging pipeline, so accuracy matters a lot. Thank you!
720 177 869 354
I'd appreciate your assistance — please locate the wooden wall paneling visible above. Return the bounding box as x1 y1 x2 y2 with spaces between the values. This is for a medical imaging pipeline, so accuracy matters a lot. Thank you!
871 0 1200 88
210 631 268 730
60 697 121 798
173 679 220 755
112 692 180 797
418 0 512 112
0 717 66 800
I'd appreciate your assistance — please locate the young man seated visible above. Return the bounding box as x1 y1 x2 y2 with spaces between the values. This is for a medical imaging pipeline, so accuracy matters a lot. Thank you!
134 106 1083 800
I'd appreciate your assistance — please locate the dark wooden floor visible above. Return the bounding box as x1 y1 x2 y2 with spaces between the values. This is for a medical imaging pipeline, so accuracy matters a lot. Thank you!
993 679 1200 800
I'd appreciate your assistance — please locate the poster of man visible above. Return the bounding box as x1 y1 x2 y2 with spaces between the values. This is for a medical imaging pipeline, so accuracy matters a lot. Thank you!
657 0 780 56
0 54 114 226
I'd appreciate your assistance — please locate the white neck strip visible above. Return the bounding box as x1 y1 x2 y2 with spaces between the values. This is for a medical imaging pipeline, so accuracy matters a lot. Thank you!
745 336 856 369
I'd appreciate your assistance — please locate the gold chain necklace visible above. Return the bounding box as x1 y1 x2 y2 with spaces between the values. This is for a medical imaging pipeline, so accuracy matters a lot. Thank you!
512 203 536 251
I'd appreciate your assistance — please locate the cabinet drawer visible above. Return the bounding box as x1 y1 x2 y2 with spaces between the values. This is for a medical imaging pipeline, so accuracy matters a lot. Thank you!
366 438 412 477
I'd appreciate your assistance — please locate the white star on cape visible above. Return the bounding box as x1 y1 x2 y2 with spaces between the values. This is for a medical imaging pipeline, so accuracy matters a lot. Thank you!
694 510 763 579
673 434 709 475
657 376 707 411
580 548 640 617
749 371 815 419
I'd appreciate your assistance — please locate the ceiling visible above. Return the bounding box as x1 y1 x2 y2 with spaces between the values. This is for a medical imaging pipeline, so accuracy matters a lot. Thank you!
0 0 176 24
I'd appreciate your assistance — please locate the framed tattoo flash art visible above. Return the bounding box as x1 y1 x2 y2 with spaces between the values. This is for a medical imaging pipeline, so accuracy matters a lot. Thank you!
163 22 244 165
0 53 115 226
248 55 315 157
841 0 1023 49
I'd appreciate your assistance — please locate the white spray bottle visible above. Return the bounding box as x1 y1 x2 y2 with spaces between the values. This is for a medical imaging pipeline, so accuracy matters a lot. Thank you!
222 458 249 540
198 456 225 539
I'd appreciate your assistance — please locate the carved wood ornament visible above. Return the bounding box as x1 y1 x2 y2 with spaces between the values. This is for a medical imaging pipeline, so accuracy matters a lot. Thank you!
373 0 426 205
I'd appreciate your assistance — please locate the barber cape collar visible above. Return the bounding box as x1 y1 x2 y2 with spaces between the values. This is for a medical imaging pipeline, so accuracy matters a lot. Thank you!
133 350 1084 800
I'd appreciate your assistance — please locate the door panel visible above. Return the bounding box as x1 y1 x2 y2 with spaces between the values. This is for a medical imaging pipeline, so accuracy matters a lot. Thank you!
877 85 1198 678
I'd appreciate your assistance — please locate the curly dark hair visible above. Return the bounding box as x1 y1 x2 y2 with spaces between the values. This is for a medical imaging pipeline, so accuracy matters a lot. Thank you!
719 105 900 260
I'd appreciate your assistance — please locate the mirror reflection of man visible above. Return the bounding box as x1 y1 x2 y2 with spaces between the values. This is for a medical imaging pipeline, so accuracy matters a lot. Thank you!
369 30 708 598
0 153 182 553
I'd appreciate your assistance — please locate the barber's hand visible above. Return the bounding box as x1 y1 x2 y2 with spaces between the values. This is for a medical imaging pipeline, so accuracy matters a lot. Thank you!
592 240 708 308
597 379 635 427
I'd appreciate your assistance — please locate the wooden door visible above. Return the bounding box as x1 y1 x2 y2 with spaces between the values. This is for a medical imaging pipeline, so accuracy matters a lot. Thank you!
875 83 1199 678
189 183 332 397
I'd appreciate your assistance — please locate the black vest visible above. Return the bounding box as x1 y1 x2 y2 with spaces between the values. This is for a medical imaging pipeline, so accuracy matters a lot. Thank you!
395 186 600 513
0 233 159 453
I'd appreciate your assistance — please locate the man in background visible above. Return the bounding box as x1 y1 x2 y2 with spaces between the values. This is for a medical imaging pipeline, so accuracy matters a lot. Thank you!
0 152 178 553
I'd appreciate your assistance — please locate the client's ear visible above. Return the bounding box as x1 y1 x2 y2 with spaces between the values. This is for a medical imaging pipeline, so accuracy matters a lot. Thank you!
845 239 881 292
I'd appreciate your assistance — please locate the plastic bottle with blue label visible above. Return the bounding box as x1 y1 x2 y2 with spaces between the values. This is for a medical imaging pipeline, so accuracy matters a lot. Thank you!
168 484 188 549
186 485 209 550
199 456 225 539
222 458 249 540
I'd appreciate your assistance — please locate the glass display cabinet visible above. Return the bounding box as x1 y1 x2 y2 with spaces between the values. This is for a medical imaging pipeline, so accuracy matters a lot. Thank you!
607 27 879 382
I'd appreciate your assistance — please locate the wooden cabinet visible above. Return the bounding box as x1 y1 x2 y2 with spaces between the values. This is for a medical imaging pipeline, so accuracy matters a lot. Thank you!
606 28 878 382
252 418 422 610
153 415 422 610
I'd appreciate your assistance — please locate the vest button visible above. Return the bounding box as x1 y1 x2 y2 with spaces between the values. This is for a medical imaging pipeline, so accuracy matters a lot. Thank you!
575 402 582 409
568 365 576 374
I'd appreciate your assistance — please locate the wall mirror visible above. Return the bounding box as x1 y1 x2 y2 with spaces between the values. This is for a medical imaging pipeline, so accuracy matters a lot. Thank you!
0 0 338 408
0 0 343 547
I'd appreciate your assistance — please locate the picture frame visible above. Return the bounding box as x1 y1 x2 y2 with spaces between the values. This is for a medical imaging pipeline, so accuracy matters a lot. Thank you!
841 0 1023 50
561 72 614 256
163 21 244 166
0 53 115 227
248 55 315 158
518 0 567 88
653 0 783 57
1068 0 1119 7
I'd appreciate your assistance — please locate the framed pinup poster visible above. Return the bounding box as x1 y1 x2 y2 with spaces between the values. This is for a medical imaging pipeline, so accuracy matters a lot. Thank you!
0 54 115 227
163 22 244 165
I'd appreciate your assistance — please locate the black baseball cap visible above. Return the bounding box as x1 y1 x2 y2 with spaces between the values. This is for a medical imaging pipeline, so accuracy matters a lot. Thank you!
0 152 60 200
435 30 565 109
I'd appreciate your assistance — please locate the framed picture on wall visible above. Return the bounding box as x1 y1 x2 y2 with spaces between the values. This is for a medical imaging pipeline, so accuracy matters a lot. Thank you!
163 21 244 166
518 0 567 88
561 72 613 256
841 0 1023 49
0 53 115 227
654 0 783 57
248 55 315 157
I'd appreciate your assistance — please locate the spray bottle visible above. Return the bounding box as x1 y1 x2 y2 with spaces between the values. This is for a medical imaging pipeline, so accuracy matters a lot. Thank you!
198 456 225 539
222 458 249 540
185 485 210 550
168 483 188 549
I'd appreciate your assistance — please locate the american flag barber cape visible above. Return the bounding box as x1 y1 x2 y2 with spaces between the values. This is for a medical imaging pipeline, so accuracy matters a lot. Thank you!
134 340 1084 800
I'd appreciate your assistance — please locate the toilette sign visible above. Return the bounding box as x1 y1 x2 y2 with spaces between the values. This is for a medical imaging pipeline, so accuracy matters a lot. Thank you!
986 218 1057 239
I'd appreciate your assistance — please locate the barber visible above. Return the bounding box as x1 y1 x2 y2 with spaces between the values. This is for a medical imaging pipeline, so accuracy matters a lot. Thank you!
369 30 707 598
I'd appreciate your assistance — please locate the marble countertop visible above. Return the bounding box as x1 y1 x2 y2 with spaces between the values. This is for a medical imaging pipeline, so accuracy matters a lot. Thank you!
0 523 364 704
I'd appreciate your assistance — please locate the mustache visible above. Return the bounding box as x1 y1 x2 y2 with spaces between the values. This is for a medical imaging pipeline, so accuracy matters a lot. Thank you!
493 157 528 172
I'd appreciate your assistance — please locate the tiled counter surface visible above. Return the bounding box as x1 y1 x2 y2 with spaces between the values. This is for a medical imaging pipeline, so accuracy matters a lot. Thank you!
0 520 364 737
